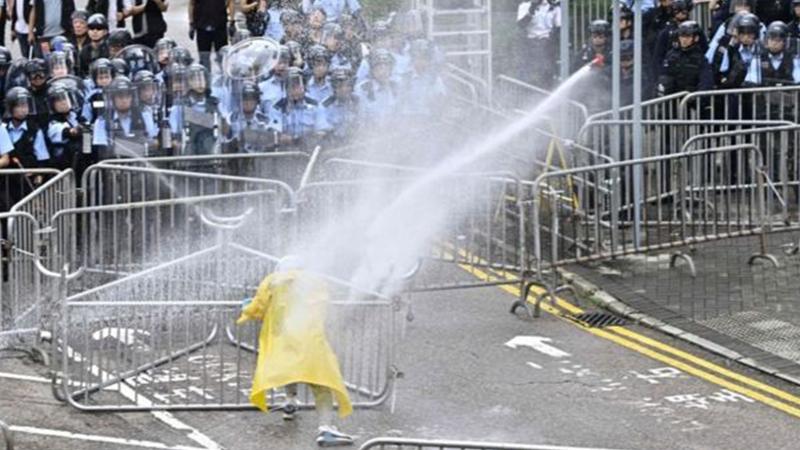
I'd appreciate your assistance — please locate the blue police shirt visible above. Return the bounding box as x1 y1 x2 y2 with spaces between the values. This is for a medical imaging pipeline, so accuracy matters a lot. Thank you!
2 121 47 161
93 111 158 146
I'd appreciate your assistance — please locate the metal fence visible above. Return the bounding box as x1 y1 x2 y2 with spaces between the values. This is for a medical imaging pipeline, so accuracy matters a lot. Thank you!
54 240 406 412
359 438 627 450
523 145 773 315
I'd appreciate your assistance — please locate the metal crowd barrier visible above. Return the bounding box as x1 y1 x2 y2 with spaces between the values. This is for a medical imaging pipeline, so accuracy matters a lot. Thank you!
0 418 13 450
296 175 528 293
0 168 60 212
679 85 800 123
586 91 688 123
359 438 626 450
54 240 406 412
92 151 313 190
519 145 773 316
44 188 293 288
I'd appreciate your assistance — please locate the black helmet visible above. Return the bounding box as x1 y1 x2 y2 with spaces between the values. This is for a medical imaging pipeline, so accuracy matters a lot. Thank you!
46 84 73 114
155 37 177 53
308 44 331 64
240 80 261 101
108 29 132 51
329 67 354 86
120 45 157 76
48 51 73 75
608 2 633 21
111 58 129 77
672 0 693 13
5 86 33 115
285 66 305 90
70 9 88 22
369 48 395 67
588 19 611 36
168 63 188 92
109 75 135 97
767 20 789 40
0 46 11 70
736 13 760 35
133 69 155 84
90 58 115 82
677 20 701 37
169 46 193 66
25 58 48 81
87 13 108 30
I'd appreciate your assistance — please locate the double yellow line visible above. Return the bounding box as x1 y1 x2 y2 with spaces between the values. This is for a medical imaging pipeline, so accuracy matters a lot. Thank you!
459 262 800 419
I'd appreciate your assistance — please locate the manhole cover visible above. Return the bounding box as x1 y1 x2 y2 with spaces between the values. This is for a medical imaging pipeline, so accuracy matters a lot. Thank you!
573 312 627 328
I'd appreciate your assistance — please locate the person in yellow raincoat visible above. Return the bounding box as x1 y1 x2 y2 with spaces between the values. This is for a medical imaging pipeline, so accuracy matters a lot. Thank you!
236 256 355 447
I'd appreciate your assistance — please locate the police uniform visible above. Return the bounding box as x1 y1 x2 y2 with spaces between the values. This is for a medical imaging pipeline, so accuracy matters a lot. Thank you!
92 110 158 158
355 78 397 125
258 75 287 111
307 77 333 103
275 96 327 143
47 111 83 170
320 93 358 142
760 50 797 85
2 119 47 169
301 0 361 22
169 95 220 155
659 45 714 94
402 71 446 117
225 109 282 153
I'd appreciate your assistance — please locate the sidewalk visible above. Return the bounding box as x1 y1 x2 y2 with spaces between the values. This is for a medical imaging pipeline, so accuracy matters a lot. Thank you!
569 231 800 383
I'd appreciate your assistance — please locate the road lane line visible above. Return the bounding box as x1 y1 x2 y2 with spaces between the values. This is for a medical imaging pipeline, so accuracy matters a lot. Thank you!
9 425 208 449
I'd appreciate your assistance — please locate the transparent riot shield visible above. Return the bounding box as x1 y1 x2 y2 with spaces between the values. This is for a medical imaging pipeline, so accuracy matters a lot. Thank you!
117 45 158 78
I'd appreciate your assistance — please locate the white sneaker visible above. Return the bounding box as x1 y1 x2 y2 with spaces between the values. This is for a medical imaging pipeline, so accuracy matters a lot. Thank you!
281 397 298 421
316 426 354 447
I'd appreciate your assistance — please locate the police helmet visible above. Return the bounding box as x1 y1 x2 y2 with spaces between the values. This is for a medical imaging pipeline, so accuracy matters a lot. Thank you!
108 29 133 51
46 84 73 114
588 19 611 36
50 35 69 52
187 63 209 92
5 86 33 115
169 46 193 66
155 37 177 53
308 44 331 64
25 58 48 81
90 58 115 82
168 63 189 92
133 69 155 85
240 80 261 101
48 51 73 76
329 67 354 87
677 20 701 37
0 46 11 71
87 13 108 30
109 75 135 97
672 0 693 13
736 13 760 35
285 66 305 90
369 48 395 67
767 20 789 40
322 22 344 42
277 44 292 64
111 58 129 77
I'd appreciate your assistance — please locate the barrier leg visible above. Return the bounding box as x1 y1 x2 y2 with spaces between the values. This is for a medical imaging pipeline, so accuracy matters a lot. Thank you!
747 253 780 268
510 281 535 318
0 418 14 450
669 252 697 277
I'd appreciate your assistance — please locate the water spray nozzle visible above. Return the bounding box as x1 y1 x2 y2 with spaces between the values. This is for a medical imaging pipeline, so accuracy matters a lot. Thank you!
590 54 605 69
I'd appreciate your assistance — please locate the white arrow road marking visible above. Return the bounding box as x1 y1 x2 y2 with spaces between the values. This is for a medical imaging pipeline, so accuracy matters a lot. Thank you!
92 328 151 346
505 336 572 358
526 362 543 369
9 425 208 450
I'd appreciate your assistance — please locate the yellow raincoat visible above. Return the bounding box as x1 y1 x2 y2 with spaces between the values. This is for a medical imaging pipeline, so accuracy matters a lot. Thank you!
236 270 353 418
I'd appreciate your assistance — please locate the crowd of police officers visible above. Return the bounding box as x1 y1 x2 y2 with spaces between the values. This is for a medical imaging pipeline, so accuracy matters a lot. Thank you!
570 0 800 112
0 0 447 201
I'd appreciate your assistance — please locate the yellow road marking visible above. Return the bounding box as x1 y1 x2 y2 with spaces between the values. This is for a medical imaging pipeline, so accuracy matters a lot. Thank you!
454 261 800 419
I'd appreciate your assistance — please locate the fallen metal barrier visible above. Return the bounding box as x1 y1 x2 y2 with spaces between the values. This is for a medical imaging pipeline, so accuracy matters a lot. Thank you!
54 240 406 412
359 437 627 450
515 145 774 317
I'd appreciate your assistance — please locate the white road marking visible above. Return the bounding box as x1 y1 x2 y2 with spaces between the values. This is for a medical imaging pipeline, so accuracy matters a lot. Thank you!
526 362 543 369
0 371 50 383
62 343 223 450
505 336 571 358
10 425 207 450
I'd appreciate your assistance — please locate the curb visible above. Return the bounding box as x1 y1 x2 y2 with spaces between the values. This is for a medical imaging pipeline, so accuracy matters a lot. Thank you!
562 270 800 388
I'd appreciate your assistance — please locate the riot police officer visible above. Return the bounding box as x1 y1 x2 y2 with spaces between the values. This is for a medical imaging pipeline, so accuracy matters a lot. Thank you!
82 58 115 123
92 76 158 159
404 38 446 118
654 0 709 74
259 45 291 110
711 13 762 88
356 49 398 126
573 19 610 70
108 29 133 58
760 21 797 85
25 59 50 129
46 85 83 170
658 21 714 95
307 45 333 103
321 67 359 144
2 87 49 173
276 67 327 148
177 64 220 155
223 80 282 153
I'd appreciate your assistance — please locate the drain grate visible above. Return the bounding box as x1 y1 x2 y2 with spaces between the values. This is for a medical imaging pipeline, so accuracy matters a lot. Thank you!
573 311 627 328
